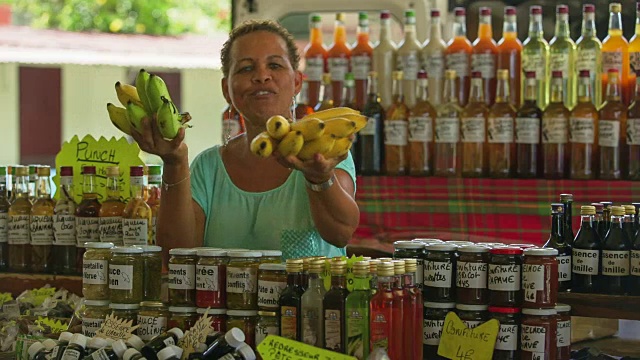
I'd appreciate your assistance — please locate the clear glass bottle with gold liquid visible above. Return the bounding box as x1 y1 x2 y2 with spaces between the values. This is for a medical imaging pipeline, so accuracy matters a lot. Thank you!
522 6 550 110
599 69 627 180
0 166 9 270
602 3 630 106
122 166 152 246
516 71 543 178
627 72 640 180
570 70 599 180
409 70 436 176
549 5 577 110
397 9 422 109
8 166 16 204
314 73 334 112
27 165 37 204
30 166 54 273
488 69 516 178
630 4 640 100
53 166 77 275
76 166 101 251
373 10 397 111
445 8 472 107
460 71 488 177
435 70 462 177
99 166 125 246
384 70 410 175
421 9 446 107
497 6 522 108
576 4 602 108
146 165 162 245
8 166 31 272
542 71 570 179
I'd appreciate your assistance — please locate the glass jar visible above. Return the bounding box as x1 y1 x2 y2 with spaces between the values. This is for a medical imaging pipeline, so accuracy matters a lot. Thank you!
81 300 110 338
489 247 523 307
423 244 457 302
255 311 280 348
455 304 489 329
488 306 521 360
456 245 489 305
257 263 287 311
512 243 537 250
393 240 425 288
168 306 198 331
413 238 444 245
109 246 144 304
137 245 163 302
197 308 227 333
110 303 140 325
226 251 262 310
448 241 475 247
137 301 169 341
258 250 282 264
523 248 559 309
423 302 455 359
196 249 228 308
521 308 557 360
168 248 197 307
556 304 571 360
83 242 114 300
226 310 258 349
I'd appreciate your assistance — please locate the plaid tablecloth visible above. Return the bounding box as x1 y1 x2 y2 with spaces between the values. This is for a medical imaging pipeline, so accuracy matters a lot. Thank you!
352 176 640 252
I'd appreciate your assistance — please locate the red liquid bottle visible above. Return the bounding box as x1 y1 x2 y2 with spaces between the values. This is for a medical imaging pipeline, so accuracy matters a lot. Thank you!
403 259 423 360
390 260 408 359
369 262 394 355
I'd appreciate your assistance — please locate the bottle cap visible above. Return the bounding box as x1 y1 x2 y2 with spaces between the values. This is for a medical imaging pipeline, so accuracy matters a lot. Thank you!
426 243 458 252
69 334 87 348
106 166 120 177
259 250 282 257
480 7 491 16
368 259 380 274
169 306 198 313
497 69 509 79
147 165 162 176
225 328 246 348
336 12 346 22
124 349 142 360
392 70 403 80
37 166 50 176
552 71 563 78
227 250 262 258
380 10 391 20
236 344 256 360
591 203 604 212
431 9 440 17
445 69 457 79
111 246 143 254
87 337 109 349
157 347 176 360
42 339 58 350
612 206 626 216
394 240 424 249
488 306 521 314
530 6 542 15
524 248 558 256
82 166 96 175
138 245 162 253
581 205 596 215
424 301 456 309
456 304 489 311
112 340 128 358
308 258 326 274
330 258 347 274
358 11 368 21
86 242 115 249
417 70 428 79
197 307 227 315
623 205 636 215
377 261 395 276
169 346 183 360
556 304 571 313
28 343 45 359
130 165 144 177
505 6 516 15
522 308 557 316
110 303 141 310
458 245 489 253
405 9 416 18
610 3 622 13
15 165 28 176
59 332 74 342
310 13 321 23
352 260 370 276
169 248 197 256
556 5 569 14
584 4 595 13
392 260 405 275
579 70 590 77
259 263 286 271
285 258 304 273
60 166 73 177
126 335 145 351
167 327 185 340
403 258 418 273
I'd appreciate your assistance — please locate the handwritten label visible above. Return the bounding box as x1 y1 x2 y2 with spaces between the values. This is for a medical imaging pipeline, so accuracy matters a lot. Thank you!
602 250 629 276
83 260 108 284
168 264 196 290
522 263 544 302
305 57 324 82
488 264 520 291
384 120 408 146
570 117 595 144
8 215 30 244
522 53 546 80
196 265 220 291
0 213 7 243
424 319 446 345
122 218 148 246
457 261 487 289
557 320 571 348
521 325 546 357
329 57 349 82
178 311 214 360
550 53 570 78
438 312 499 360
360 116 378 136
258 280 286 309
602 51 623 75
53 215 76 245
109 264 134 290
76 217 100 245
426 52 445 79
351 55 371 80
398 53 420 80
461 117 485 143
471 53 496 79
137 315 167 341
542 117 568 144
631 251 640 275
30 215 54 245
424 261 453 288
516 118 540 144
99 216 122 244
573 249 599 275
628 119 640 145
82 317 105 338
577 49 597 73
446 52 470 78
435 118 460 143
495 324 518 351
95 313 139 341
488 117 514 143
409 117 432 142
256 325 279 348
227 267 257 294
257 335 356 360
558 255 571 282
599 120 620 147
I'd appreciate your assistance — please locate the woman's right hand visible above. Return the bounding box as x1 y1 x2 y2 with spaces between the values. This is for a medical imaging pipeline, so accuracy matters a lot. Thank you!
129 115 188 165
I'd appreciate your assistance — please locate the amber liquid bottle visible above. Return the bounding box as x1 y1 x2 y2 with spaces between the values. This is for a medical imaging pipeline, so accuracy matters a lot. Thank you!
280 259 304 341
384 71 410 175
75 165 101 270
0 166 8 270
602 3 631 106
295 80 315 120
572 205 602 293
542 71 570 179
497 6 522 108
122 166 152 246
99 166 125 246
445 7 472 107
351 12 373 111
409 70 436 176
516 71 543 178
146 165 162 245
53 166 77 275
435 70 462 177
570 70 599 180
328 12 351 107
599 69 627 180
601 206 631 295
314 73 334 112
8 166 31 272
544 203 572 292
30 166 54 273
304 13 328 109
460 71 488 177
472 7 498 106
323 259 349 353
488 69 516 178
360 71 385 175
627 73 640 180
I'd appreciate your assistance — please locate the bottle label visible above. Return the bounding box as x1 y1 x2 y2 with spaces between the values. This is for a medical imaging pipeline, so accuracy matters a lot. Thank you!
495 324 518 351
488 117 514 143
137 315 167 341
76 216 100 245
256 324 279 347
148 174 162 184
351 55 371 80
346 308 366 356
8 215 30 245
226 266 258 293
0 213 6 243
521 325 546 356
109 264 134 290
408 116 432 142
90 349 111 360
398 53 420 80
82 317 105 338
83 259 108 284
426 52 445 79
122 218 148 246
599 120 620 147
558 255 571 282
163 337 175 346
631 52 640 75
557 320 571 347
280 306 298 340
522 53 546 80
302 308 321 345
602 51 623 75
446 52 470 78
61 348 82 360
602 250 630 276
550 53 570 78
370 310 389 351
258 280 286 309
423 319 445 345
329 57 349 82
305 57 324 82
196 265 220 291
515 118 541 144
435 118 460 143
360 116 378 136
168 264 196 289
542 117 568 144
456 261 487 289
99 216 122 244
53 214 76 246
324 309 342 351
573 248 599 275
29 215 54 245
570 117 595 144
488 264 521 291
577 49 598 73
384 120 408 146
424 260 453 288
222 119 242 139
471 53 496 79
522 263 544 302
461 117 485 143
628 119 640 145
632 251 640 275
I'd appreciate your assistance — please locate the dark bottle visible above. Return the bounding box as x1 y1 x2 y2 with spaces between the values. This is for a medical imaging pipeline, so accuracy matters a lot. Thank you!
0 166 9 270
633 203 640 232
50 332 73 360
59 334 87 360
279 259 305 341
323 259 349 353
81 340 127 360
572 205 602 293
359 71 385 175
200 328 245 360
623 205 637 241
632 219 640 295
560 193 574 243
601 201 613 233
516 71 543 178
124 349 147 360
592 203 606 238
140 328 184 360
28 342 50 360
601 206 631 295
157 347 181 360
543 203 572 292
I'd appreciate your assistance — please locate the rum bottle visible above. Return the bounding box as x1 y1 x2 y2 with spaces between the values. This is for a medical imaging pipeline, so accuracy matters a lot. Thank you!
445 7 472 107
593 202 606 239
30 166 54 273
397 9 422 109
544 203 572 292
549 5 577 109
350 12 373 111
99 166 125 246
516 71 543 178
570 70 599 180
328 13 350 107
384 71 409 175
8 165 31 272
522 6 550 109
435 70 462 177
0 166 8 270
76 166 101 269
542 71 570 179
345 261 370 359
487 69 516 178
314 73 333 112
280 259 304 341
304 13 328 108
369 262 394 355
421 9 446 107
409 70 436 176
53 166 76 275
323 259 348 353
572 205 602 293
359 71 385 175
627 72 640 180
576 4 602 107
599 69 627 180
602 3 630 105
27 165 36 203
122 166 152 246
390 260 408 359
601 206 631 295
373 10 397 110
301 259 326 347
497 6 522 108
460 71 488 177
146 165 161 245
624 205 637 241
472 7 498 106
560 193 575 242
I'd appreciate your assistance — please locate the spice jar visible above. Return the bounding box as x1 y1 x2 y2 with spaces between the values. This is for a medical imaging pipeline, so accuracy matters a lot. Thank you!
521 308 557 360
226 310 258 349
255 311 280 348
82 300 110 338
555 304 571 360
196 249 227 308
423 302 455 359
197 308 227 332
393 240 425 288
423 244 457 302
226 251 262 310
83 242 114 300
455 304 489 329
489 247 523 307
259 250 282 264
110 303 140 325
137 301 169 341
258 263 287 311
109 246 144 304
523 248 559 309
456 245 489 305
489 306 521 360
168 248 197 307
168 306 198 331
137 245 163 301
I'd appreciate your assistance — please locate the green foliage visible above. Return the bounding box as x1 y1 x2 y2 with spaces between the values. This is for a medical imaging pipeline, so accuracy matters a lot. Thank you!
10 0 230 35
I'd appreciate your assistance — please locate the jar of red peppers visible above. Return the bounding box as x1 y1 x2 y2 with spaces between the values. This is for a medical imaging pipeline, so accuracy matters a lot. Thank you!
196 249 228 308
197 307 227 333
555 304 571 360
522 248 559 309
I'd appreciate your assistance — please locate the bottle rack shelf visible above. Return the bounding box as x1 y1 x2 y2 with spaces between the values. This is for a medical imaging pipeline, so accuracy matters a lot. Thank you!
558 292 640 321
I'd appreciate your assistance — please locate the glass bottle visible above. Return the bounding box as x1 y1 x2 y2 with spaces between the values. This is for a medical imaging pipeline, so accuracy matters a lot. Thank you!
422 9 446 107
221 105 245 143
8 166 15 205
328 12 350 107
323 259 348 353
398 9 421 109
345 261 370 359
631 3 640 98
403 259 423 360
602 202 614 235
122 166 152 246
435 70 462 177
409 70 436 176
561 193 575 243
516 71 543 178
602 3 631 106
359 71 385 175
99 166 125 246
544 203 572 292
304 13 328 109
279 259 304 341
384 70 409 175
342 73 356 110
30 166 54 273
487 69 516 178
295 79 315 120
624 205 637 241
599 69 627 180
522 5 550 109
8 166 31 272
76 165 101 268
572 205 602 293
369 262 394 356
351 12 373 111
460 71 488 177
472 7 498 106
314 73 333 112
542 71 570 179
576 4 603 108
549 4 577 110
497 6 522 108
628 72 640 180
390 260 407 359
570 70 599 179
301 259 326 348
146 165 161 245
27 165 37 203
369 259 379 296
0 166 8 270
373 10 397 111
445 7 472 107
601 206 631 295
53 166 76 275
632 216 640 295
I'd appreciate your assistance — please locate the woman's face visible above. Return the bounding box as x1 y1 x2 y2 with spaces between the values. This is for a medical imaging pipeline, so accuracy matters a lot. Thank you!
223 31 302 126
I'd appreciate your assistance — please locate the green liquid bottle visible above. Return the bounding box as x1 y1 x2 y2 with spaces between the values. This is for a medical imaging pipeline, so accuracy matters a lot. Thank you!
522 5 550 109
345 261 370 359
576 4 603 107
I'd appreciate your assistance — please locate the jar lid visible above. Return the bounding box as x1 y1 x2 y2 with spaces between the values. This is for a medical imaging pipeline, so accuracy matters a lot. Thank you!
424 302 456 309
226 310 259 317
488 306 521 314
456 304 489 311
448 241 475 246
524 248 558 256
137 245 162 253
111 246 143 254
228 251 262 258
490 247 523 255
393 241 425 249
85 242 115 249
169 248 197 256
458 245 489 253
169 306 198 313
413 238 444 244
197 308 227 315
426 244 458 251
110 303 141 310
259 250 282 257
522 308 557 316
140 301 166 308
197 249 228 257
511 243 537 249
259 263 286 271
258 311 277 316
85 300 110 307
555 304 571 313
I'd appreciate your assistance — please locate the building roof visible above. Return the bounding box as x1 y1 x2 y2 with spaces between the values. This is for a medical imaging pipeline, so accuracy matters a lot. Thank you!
0 25 227 69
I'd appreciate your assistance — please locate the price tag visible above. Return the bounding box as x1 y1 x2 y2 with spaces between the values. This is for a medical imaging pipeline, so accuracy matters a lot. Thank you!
257 335 356 360
178 309 214 360
95 314 140 341
437 312 499 360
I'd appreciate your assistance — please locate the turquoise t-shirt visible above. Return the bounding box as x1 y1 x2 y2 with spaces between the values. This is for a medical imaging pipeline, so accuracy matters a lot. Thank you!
190 145 356 259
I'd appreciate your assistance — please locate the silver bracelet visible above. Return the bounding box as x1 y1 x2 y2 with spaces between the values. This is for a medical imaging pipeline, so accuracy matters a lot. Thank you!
162 171 191 191
305 174 336 192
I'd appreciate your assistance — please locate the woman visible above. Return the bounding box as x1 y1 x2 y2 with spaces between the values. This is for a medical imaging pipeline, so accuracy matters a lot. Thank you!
131 20 360 259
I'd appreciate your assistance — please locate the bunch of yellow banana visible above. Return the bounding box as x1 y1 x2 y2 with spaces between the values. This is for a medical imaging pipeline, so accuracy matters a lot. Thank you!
106 69 191 139
250 107 367 160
